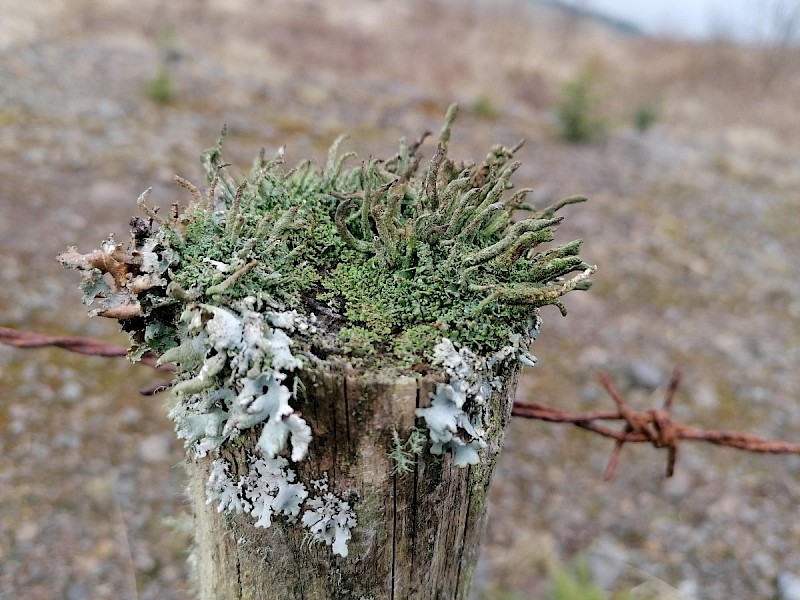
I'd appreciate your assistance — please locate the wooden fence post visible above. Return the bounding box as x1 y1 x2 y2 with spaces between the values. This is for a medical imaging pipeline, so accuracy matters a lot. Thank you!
187 362 520 599
58 104 592 600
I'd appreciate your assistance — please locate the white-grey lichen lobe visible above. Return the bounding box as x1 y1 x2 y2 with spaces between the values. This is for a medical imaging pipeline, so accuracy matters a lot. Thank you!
165 299 359 556
163 301 312 460
58 105 594 558
416 322 540 467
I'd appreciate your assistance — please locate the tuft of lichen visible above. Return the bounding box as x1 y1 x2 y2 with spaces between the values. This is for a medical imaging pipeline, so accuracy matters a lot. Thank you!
301 475 358 557
416 329 539 467
58 105 594 557
388 426 427 475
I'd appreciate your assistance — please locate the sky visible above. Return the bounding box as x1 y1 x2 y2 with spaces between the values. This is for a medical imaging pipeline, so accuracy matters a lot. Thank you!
564 0 793 42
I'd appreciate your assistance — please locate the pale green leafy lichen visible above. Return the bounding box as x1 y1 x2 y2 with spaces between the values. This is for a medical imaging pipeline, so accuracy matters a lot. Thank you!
416 330 538 467
206 454 309 527
58 105 594 557
161 300 312 461
301 475 358 558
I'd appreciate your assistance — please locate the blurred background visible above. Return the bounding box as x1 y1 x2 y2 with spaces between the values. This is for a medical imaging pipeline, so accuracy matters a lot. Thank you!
1 1 799 598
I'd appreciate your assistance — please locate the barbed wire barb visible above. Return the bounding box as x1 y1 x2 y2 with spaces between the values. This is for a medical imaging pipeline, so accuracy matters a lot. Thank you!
512 368 800 479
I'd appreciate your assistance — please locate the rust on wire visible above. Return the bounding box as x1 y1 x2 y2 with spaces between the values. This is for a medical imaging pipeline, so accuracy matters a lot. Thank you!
4 325 800 475
512 368 800 479
0 326 174 372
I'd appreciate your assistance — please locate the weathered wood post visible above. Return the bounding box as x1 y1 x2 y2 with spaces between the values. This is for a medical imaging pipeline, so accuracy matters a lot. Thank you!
186 364 520 599
59 105 593 599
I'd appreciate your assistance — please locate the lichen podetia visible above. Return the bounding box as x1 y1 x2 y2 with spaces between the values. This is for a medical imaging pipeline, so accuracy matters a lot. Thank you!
58 105 594 556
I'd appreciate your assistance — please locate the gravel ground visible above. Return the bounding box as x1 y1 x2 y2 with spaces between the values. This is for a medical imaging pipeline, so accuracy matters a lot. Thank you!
2 2 800 599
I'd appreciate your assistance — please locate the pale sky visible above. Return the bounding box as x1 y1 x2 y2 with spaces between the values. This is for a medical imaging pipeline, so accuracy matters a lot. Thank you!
565 0 785 42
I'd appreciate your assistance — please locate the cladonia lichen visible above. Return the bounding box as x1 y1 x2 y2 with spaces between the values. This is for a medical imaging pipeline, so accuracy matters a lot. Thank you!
58 105 594 557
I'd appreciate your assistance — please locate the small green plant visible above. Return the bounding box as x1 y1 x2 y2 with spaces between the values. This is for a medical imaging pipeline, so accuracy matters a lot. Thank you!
144 68 175 104
143 27 179 104
550 561 607 600
632 101 659 132
556 67 606 143
473 93 500 119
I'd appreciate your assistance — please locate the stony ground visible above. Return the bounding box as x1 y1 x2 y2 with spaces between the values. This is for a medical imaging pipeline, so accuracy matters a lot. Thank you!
2 1 800 599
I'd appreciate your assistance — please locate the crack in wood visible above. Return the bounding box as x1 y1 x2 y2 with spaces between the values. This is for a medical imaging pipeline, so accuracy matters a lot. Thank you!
454 465 473 595
331 376 340 487
234 524 243 598
410 382 421 586
391 473 398 600
344 374 352 454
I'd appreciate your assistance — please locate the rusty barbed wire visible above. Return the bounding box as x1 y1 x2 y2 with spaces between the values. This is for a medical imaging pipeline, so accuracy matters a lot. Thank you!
0 326 173 372
512 368 800 480
4 325 800 477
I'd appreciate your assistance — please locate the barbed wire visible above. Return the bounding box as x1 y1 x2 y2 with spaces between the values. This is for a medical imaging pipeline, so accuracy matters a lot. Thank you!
0 326 172 372
512 368 800 479
3 325 800 478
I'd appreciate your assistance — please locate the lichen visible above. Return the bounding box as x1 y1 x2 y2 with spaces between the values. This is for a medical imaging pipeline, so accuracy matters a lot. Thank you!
161 299 312 461
416 325 538 467
300 475 358 558
388 426 427 475
58 105 594 558
206 455 308 527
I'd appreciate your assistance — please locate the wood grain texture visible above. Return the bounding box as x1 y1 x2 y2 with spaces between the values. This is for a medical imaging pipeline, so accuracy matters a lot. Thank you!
187 360 520 599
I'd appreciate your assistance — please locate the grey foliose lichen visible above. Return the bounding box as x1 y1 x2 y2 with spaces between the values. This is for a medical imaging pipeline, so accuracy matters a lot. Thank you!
207 455 307 527
160 299 312 460
207 457 357 557
301 475 358 557
163 298 357 557
58 105 594 559
416 317 540 467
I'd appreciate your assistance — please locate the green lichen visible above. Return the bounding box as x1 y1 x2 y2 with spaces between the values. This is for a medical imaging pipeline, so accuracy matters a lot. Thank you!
388 426 427 475
58 105 596 561
59 104 593 369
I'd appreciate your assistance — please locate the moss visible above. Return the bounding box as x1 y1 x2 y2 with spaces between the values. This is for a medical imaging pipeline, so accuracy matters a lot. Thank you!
58 108 597 531
392 325 442 365
61 105 593 371
338 327 383 358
